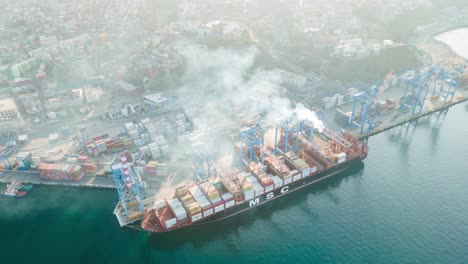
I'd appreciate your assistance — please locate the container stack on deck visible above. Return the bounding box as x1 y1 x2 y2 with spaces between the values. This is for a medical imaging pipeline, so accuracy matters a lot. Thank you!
189 184 214 218
236 172 255 200
284 151 314 178
200 180 225 213
248 161 274 192
220 176 242 201
264 155 293 184
176 186 203 222
166 197 188 223
210 177 236 209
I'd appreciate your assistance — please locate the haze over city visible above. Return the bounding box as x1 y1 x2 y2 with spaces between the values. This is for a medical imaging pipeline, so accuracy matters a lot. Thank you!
1 1 468 263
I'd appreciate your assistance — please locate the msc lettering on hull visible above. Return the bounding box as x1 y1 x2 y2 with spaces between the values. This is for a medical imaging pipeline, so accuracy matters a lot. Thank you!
249 198 260 207
249 186 290 207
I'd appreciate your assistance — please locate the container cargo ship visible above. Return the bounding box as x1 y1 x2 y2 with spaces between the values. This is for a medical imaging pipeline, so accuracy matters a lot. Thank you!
141 127 368 233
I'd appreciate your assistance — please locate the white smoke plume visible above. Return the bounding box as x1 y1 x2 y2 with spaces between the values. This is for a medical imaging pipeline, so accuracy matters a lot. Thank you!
174 44 324 154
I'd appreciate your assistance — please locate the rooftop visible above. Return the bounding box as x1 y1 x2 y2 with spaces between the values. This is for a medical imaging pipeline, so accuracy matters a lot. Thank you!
0 97 17 112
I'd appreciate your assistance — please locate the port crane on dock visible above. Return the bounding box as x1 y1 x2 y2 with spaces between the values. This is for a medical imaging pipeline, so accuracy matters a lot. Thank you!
348 71 395 134
112 152 145 227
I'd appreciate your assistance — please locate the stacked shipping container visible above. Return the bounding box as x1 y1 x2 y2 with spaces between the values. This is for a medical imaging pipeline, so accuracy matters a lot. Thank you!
38 163 85 181
85 134 133 156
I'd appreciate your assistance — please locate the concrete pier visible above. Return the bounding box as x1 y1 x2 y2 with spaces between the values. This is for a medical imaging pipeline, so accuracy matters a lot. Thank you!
0 170 115 189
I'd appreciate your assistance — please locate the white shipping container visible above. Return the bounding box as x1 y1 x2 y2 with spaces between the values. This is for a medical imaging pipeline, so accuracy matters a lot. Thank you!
134 139 144 147
265 184 274 192
337 152 347 163
247 176 259 185
203 208 214 217
124 122 135 130
221 192 234 201
129 130 139 140
169 198 182 208
284 176 292 185
310 166 317 174
191 213 203 222
293 173 302 182
271 175 283 189
165 218 177 229
139 146 149 155
210 196 222 205
66 157 78 163
225 200 235 208
153 200 165 209
148 142 158 149
194 195 212 210
243 190 254 200
214 204 225 213
150 147 160 158
174 208 187 221
253 183 264 196
189 186 203 197
302 167 311 178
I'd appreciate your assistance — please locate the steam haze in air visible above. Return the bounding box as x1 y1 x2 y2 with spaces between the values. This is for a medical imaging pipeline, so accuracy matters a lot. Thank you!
177 45 324 132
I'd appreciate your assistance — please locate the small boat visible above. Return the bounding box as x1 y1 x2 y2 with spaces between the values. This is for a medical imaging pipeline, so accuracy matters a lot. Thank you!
17 183 33 192
3 181 32 197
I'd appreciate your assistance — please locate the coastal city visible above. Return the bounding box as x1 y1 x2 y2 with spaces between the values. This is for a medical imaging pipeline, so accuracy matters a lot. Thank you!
1 0 468 263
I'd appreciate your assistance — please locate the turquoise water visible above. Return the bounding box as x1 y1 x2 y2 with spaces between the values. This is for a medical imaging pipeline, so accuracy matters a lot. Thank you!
1 102 468 264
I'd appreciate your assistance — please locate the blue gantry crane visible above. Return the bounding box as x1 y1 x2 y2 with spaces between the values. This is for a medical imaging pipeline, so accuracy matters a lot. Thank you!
399 76 430 115
239 124 264 165
192 142 218 179
274 117 304 155
400 64 443 115
348 84 380 134
111 158 144 220
431 67 459 103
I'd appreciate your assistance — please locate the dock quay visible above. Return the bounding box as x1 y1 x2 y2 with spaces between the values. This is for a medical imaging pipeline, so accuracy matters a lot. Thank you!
356 97 468 140
0 170 115 189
